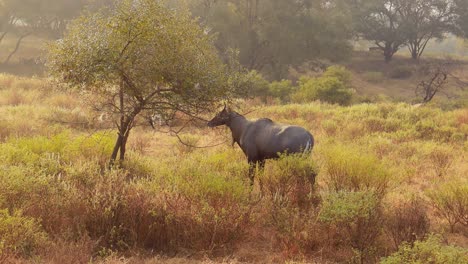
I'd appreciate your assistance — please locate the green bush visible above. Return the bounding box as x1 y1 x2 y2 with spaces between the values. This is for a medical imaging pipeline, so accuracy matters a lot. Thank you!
292 76 353 105
291 66 353 105
319 190 379 224
242 70 270 98
426 179 468 231
319 190 383 262
323 65 352 85
321 144 391 197
380 235 468 264
268 79 296 102
0 210 48 257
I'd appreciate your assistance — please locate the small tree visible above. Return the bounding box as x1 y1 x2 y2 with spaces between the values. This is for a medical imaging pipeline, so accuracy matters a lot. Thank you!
48 0 234 165
415 65 448 104
399 0 455 60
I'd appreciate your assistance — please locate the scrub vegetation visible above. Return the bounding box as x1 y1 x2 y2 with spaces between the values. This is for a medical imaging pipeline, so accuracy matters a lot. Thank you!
0 74 467 263
1 0 468 263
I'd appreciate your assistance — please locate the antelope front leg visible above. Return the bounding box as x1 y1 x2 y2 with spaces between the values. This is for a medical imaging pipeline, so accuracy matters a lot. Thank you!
248 161 256 186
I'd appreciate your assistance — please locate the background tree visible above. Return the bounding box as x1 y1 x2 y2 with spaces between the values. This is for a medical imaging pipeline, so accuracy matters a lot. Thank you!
0 0 15 45
48 0 236 164
454 0 468 38
399 0 456 60
0 0 86 64
177 0 353 79
352 0 407 62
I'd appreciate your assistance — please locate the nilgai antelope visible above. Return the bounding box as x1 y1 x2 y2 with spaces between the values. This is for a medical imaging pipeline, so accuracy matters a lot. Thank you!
208 106 314 185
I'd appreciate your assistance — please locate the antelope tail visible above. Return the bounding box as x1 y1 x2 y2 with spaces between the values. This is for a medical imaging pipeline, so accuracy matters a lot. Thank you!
304 140 312 153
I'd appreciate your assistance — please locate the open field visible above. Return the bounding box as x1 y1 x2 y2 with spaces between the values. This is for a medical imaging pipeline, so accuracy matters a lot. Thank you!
0 74 467 263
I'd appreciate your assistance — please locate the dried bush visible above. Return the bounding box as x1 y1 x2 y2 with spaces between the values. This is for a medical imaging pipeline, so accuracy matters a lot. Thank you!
260 154 318 208
384 197 430 249
427 179 468 232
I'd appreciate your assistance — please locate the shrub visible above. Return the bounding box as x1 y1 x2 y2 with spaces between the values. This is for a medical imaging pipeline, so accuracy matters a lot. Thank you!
319 190 383 262
0 210 48 257
156 151 252 251
384 197 430 249
241 70 270 99
380 235 468 264
323 65 352 85
292 76 353 105
321 144 391 197
426 179 468 232
319 190 379 225
291 66 353 105
260 154 319 208
268 79 296 102
388 66 413 79
427 146 454 177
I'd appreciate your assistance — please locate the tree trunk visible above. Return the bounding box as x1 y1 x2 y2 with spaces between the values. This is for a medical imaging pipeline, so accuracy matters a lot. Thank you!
120 128 130 161
110 132 124 167
384 50 393 63
109 117 133 167
411 48 418 60
3 33 30 64
110 81 126 168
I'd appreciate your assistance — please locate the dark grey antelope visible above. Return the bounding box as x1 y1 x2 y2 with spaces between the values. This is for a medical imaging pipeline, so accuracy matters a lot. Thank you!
207 106 314 185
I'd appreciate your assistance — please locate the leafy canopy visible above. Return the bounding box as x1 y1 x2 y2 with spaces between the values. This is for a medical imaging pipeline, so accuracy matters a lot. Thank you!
48 0 233 120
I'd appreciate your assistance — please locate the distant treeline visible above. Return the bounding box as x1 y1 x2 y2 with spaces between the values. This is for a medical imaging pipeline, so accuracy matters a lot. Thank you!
1 0 467 77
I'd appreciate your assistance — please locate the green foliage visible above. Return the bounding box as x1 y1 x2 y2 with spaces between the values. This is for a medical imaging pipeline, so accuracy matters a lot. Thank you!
351 0 407 62
292 66 354 105
319 190 379 224
426 179 468 231
0 210 48 257
323 65 352 85
48 0 238 161
319 190 384 261
241 70 270 99
0 131 114 168
321 144 391 196
268 79 296 102
380 235 468 264
182 0 353 78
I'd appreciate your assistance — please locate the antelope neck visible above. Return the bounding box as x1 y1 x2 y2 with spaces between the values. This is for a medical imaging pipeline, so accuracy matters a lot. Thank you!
227 113 249 145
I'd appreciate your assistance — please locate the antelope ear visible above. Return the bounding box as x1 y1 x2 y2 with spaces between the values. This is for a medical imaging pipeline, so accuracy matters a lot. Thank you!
223 103 227 110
